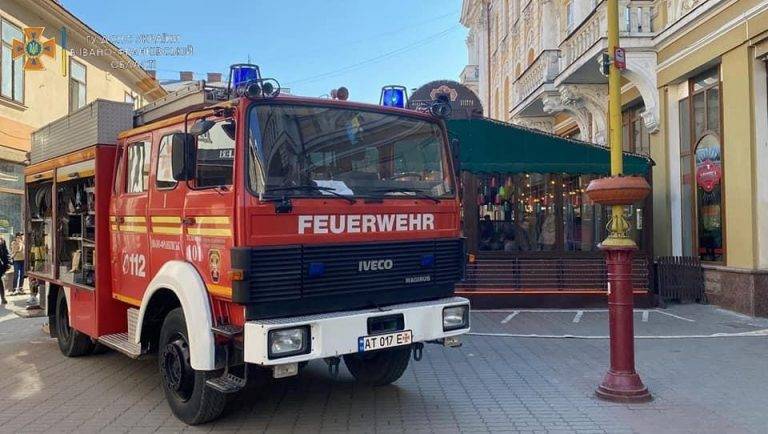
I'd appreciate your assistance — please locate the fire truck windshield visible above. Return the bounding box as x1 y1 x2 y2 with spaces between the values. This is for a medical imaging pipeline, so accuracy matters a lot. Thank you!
247 103 455 200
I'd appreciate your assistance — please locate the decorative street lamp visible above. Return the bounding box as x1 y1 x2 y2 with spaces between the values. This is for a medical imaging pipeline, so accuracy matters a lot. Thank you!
585 0 652 403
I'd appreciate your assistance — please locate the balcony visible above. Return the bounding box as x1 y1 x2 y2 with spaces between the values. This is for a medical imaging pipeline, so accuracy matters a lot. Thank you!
559 0 655 75
512 50 560 114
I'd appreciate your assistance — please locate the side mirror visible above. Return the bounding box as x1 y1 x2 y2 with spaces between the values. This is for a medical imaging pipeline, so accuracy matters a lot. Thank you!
190 119 216 136
171 133 196 181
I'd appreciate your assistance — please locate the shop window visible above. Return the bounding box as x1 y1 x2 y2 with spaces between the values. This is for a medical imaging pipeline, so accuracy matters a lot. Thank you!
678 68 724 262
126 141 150 193
477 173 557 252
1 19 24 103
69 58 87 112
195 119 235 187
622 104 650 156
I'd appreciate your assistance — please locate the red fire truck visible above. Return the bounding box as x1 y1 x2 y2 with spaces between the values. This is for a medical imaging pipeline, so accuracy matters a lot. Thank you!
25 65 469 424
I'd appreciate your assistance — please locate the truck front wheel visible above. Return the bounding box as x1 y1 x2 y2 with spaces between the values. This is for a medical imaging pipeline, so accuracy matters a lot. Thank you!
158 307 226 425
55 290 94 357
343 346 411 386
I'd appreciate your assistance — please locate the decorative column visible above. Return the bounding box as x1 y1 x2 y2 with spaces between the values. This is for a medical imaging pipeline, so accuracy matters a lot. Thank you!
585 0 652 403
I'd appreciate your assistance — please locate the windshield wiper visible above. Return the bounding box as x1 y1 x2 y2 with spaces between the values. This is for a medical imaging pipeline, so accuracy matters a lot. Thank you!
263 185 356 204
371 187 440 203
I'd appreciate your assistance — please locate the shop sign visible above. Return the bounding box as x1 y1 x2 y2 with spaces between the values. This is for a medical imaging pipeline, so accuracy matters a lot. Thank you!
696 160 722 192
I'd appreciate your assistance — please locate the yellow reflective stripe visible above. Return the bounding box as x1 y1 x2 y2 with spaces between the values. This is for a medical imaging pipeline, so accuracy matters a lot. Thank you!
119 225 147 233
122 216 146 223
193 216 230 225
152 226 182 235
113 293 141 306
110 224 118 231
151 216 182 224
187 227 232 237
109 216 117 222
207 284 232 298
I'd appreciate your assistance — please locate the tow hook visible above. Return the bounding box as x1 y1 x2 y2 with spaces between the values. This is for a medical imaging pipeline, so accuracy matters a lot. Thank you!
325 356 340 377
412 342 424 361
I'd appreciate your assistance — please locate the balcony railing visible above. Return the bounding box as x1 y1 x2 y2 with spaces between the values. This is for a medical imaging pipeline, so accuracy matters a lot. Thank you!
621 1 654 34
513 50 560 107
460 64 479 84
560 1 654 70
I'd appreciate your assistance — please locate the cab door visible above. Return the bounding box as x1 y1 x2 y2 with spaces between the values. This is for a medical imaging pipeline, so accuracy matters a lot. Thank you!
181 118 237 302
112 137 152 305
147 132 186 277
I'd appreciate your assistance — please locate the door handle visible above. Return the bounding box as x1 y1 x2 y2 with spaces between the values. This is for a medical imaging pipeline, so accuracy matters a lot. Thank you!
182 217 196 226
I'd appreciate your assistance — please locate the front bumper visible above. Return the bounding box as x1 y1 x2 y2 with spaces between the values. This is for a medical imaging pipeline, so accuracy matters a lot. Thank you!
243 297 470 366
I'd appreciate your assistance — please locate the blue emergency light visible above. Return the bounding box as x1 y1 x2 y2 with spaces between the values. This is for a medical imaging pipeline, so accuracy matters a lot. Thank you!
380 85 408 108
231 64 261 88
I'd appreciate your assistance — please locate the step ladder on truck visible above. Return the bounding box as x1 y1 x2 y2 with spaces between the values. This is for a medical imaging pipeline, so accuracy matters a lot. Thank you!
24 64 470 425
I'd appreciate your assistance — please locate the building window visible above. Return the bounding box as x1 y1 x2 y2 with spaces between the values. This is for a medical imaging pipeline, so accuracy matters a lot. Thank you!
622 104 651 156
124 91 137 109
1 19 24 103
678 68 724 262
126 141 150 193
69 58 87 112
566 1 575 31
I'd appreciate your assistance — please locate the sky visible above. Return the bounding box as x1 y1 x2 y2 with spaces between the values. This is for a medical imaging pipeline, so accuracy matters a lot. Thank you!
64 0 469 104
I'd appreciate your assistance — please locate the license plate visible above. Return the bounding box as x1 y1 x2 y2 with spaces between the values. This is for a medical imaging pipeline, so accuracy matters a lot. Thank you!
358 330 412 353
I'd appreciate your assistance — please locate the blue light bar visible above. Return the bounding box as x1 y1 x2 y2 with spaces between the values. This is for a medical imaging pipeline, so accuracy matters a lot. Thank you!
231 64 261 89
380 85 407 108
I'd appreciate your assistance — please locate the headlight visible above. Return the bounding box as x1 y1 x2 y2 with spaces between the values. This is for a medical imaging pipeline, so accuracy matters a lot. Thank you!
268 326 310 359
443 305 469 331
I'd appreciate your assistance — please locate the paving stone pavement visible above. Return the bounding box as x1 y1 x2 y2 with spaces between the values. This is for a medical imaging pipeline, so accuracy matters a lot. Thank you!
0 304 766 433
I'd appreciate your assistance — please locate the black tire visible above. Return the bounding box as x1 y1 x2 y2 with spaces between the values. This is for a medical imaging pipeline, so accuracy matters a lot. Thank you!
55 290 94 357
158 307 226 425
343 346 411 386
91 343 110 355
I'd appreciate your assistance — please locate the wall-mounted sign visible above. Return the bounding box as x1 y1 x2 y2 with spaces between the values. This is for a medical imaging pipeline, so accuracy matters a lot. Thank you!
408 80 483 120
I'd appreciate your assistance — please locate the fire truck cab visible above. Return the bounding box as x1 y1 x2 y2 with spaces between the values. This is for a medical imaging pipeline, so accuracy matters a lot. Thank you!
25 66 469 424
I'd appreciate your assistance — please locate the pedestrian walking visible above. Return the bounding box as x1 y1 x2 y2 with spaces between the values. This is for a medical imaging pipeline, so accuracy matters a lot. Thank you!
0 238 10 305
10 233 25 295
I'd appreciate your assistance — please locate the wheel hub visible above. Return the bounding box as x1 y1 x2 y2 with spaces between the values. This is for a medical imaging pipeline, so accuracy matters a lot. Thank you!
161 338 192 399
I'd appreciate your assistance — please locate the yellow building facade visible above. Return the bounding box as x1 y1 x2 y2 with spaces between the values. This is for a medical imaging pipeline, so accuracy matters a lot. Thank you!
461 0 768 316
0 0 164 241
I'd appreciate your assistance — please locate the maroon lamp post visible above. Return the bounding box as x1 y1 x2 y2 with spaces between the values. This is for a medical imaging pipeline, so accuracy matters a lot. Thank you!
586 177 652 402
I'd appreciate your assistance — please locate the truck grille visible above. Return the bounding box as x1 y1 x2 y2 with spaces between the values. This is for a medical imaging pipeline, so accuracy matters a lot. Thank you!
232 238 465 319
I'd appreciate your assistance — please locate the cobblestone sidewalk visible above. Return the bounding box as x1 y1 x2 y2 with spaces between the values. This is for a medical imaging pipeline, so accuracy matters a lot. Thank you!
0 304 765 433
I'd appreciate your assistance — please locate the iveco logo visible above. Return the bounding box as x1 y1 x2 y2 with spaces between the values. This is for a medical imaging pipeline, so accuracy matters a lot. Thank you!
358 259 394 272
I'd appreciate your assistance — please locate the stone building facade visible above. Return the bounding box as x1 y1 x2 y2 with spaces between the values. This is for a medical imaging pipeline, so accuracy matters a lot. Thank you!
461 0 768 316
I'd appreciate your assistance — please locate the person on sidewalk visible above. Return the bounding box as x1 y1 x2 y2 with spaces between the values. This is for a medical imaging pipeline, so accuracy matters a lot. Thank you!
0 238 10 305
10 233 24 295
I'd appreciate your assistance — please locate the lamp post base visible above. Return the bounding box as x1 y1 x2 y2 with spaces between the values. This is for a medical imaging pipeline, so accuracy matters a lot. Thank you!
596 371 652 403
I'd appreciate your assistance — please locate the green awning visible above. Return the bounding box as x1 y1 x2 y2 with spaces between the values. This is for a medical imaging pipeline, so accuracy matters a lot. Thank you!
446 118 652 175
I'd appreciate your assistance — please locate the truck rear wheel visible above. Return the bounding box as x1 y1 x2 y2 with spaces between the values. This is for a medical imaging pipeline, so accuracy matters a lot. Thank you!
55 290 94 357
158 307 226 425
343 346 411 386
